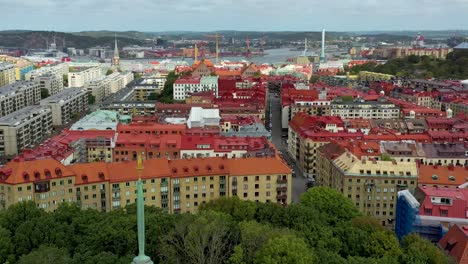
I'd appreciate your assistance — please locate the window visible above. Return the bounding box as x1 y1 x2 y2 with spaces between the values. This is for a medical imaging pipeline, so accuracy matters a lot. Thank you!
266 176 271 181
243 177 248 182
255 184 259 189
266 191 270 197
243 193 248 198
243 184 248 190
424 208 432 215
255 192 259 197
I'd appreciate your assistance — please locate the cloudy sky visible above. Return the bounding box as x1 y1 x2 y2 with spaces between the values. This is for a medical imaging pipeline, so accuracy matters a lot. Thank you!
0 0 467 32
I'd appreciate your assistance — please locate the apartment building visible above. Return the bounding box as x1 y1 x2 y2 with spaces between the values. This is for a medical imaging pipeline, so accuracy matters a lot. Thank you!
25 63 69 80
36 74 64 95
86 71 134 102
330 98 400 119
68 67 102 88
0 157 292 213
0 106 53 156
0 81 41 117
40 88 88 126
173 76 219 100
0 62 16 87
288 113 363 178
317 143 418 226
0 55 34 81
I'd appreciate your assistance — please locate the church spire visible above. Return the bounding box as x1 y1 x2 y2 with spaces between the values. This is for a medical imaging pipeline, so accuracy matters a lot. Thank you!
112 33 120 67
132 154 153 264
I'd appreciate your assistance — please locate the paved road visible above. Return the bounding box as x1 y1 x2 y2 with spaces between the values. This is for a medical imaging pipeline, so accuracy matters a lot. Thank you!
267 92 308 203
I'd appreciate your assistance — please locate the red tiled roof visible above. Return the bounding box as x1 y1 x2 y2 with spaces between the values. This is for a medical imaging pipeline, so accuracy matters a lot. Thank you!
438 225 468 264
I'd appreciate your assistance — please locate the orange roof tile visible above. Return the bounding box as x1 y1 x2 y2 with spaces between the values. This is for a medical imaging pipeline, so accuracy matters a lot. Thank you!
227 157 291 175
69 162 109 185
418 165 468 187
0 159 74 184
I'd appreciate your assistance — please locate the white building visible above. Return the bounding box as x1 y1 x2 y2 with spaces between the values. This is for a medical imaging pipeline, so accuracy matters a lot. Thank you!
173 76 218 100
330 98 400 119
85 71 133 102
40 88 88 126
36 74 64 95
187 107 220 128
25 63 69 80
68 67 103 88
0 81 41 117
0 106 53 156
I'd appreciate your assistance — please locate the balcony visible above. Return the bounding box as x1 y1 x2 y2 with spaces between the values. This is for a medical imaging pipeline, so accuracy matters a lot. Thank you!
277 179 287 184
276 186 287 192
276 194 287 200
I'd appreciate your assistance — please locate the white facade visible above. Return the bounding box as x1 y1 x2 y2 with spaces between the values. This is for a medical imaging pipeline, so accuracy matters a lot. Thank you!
85 71 133 102
187 107 220 129
36 74 64 95
173 76 218 100
68 67 103 88
25 63 69 80
180 149 246 159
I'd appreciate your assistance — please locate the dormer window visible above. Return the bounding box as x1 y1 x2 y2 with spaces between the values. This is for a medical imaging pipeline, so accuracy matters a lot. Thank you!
55 168 62 176
23 172 30 181
44 169 51 178
81 174 88 182
172 168 178 174
98 172 105 179
206 165 212 171
183 167 189 173
34 171 40 179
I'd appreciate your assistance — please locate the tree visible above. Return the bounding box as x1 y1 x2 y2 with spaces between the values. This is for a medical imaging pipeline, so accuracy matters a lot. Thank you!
147 92 158 101
106 69 114 75
63 74 68 87
87 93 96 104
309 75 320 83
0 227 14 263
17 245 71 264
400 234 452 264
40 88 50 99
160 211 238 264
253 235 315 264
300 187 360 225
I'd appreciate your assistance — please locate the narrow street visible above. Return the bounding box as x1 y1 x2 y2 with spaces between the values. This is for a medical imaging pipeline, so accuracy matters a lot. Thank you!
267 92 308 203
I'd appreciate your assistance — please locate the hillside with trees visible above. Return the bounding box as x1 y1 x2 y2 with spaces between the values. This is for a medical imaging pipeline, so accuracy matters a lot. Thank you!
0 187 451 264
350 50 468 79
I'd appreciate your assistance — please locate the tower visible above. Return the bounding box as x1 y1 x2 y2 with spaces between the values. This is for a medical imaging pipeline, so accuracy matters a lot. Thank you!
112 34 120 67
320 29 326 63
215 33 219 64
246 35 252 58
303 38 307 57
194 43 199 61
132 154 153 264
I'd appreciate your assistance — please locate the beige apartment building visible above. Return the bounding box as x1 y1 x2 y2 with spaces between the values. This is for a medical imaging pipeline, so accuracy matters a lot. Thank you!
317 144 418 226
0 62 15 87
0 157 292 213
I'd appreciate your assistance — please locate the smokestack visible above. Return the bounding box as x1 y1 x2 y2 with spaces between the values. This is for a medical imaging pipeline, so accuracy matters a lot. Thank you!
320 29 326 63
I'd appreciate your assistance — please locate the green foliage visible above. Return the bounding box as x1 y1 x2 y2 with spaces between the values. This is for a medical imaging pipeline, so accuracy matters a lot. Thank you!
300 187 360 225
400 234 452 264
156 71 179 103
380 153 393 161
147 92 158 101
253 235 316 264
17 245 71 264
352 50 468 78
0 188 451 264
340 95 354 102
87 93 96 105
106 69 114 75
40 88 50 99
309 75 320 83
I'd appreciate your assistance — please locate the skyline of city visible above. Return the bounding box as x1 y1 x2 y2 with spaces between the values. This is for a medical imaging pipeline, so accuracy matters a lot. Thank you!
1 0 467 31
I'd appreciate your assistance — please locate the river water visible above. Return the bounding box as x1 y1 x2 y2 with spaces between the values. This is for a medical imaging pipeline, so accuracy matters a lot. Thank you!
121 48 317 65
